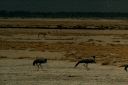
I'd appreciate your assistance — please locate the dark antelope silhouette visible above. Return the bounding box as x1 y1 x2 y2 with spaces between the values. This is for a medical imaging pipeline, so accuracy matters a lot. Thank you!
74 56 96 70
33 58 47 71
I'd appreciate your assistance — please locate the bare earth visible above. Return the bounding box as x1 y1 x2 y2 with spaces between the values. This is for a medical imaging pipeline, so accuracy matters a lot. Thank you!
0 59 128 85
0 19 128 85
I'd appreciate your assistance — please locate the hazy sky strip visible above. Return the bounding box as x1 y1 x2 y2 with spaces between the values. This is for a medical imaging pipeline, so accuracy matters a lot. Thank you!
0 0 128 12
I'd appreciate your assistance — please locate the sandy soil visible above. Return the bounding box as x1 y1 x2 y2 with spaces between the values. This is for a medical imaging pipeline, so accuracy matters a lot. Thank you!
0 59 128 85
1 19 128 85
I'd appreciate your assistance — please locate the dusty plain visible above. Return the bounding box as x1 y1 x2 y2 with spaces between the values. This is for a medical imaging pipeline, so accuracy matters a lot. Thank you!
0 19 128 85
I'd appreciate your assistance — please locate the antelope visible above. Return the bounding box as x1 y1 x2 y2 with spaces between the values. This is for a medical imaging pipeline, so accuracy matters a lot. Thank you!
33 58 47 71
74 56 96 70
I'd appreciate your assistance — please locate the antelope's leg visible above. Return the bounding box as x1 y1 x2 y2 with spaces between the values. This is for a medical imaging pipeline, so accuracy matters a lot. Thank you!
37 64 40 71
84 64 89 70
40 64 43 70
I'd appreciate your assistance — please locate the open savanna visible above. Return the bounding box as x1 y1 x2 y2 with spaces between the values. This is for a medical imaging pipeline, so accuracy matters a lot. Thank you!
0 19 128 85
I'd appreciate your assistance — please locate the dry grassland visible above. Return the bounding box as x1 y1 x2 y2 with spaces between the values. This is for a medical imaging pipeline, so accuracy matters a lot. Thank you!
0 19 128 85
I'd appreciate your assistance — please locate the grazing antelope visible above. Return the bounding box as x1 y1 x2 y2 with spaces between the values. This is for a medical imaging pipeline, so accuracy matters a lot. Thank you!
74 56 96 70
33 58 47 71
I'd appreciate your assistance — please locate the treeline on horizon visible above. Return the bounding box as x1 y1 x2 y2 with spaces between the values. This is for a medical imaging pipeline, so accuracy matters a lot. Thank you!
0 10 128 19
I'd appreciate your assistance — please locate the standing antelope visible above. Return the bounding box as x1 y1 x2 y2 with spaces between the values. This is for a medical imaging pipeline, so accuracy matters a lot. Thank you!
74 56 96 70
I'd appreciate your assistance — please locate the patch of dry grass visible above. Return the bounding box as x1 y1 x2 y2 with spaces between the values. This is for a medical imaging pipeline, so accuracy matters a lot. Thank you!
0 19 128 66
